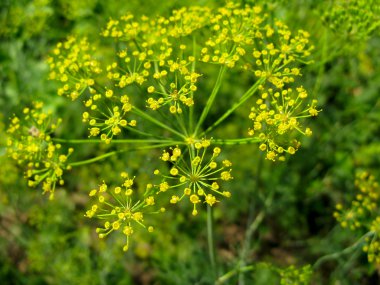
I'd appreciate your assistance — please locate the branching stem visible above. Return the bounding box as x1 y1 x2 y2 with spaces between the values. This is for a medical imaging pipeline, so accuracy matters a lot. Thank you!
202 78 265 136
194 66 227 136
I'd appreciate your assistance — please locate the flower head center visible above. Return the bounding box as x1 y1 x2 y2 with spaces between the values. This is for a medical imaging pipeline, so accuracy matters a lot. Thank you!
189 174 200 183
170 90 178 101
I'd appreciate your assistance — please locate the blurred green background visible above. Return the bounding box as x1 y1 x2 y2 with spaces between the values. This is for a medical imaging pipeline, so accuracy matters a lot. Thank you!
1 0 380 284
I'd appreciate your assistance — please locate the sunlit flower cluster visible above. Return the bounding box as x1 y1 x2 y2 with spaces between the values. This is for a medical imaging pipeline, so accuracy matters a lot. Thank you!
81 89 137 143
248 86 319 161
37 2 319 251
85 172 161 251
154 139 233 216
46 2 317 150
100 6 212 114
47 36 102 100
101 6 211 42
145 69 200 114
250 26 312 89
105 49 201 114
200 3 312 73
6 102 73 199
334 171 380 264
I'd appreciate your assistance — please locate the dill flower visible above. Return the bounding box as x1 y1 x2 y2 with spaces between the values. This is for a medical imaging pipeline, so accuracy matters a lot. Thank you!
98 2 314 120
248 86 319 161
104 21 202 115
82 91 137 143
145 71 200 114
6 102 73 199
199 3 313 74
334 172 379 231
47 36 102 100
47 2 317 150
101 7 211 42
85 172 160 251
154 139 233 216
334 171 380 264
5 2 323 259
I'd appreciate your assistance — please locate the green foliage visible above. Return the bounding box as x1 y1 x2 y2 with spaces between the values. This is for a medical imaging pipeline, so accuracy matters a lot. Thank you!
322 0 380 46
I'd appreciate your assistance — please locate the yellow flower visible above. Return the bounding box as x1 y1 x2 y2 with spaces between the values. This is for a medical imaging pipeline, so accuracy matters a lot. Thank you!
155 139 232 215
86 173 158 251
6 102 73 199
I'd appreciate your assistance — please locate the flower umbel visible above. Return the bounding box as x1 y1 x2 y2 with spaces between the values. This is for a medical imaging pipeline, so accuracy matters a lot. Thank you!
248 85 319 161
6 102 73 199
85 172 158 251
334 171 380 264
47 36 102 100
154 139 233 216
82 92 137 143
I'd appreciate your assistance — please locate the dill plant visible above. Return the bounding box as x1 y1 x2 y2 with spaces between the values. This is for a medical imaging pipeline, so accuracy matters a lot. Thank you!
334 172 380 265
6 1 319 264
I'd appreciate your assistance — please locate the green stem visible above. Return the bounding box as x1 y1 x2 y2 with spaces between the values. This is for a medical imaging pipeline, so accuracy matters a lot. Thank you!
69 151 121 167
69 143 175 167
207 205 217 278
216 265 255 284
175 111 189 137
194 66 227 136
189 35 197 134
240 211 265 254
313 231 373 270
213 138 261 145
125 125 161 137
238 159 272 285
202 78 265 136
238 211 266 285
53 138 182 144
132 106 186 139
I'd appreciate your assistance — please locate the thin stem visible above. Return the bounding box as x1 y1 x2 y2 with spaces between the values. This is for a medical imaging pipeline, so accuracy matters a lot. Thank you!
213 138 261 145
207 204 217 279
238 211 266 285
176 111 189 137
69 151 121 167
216 265 255 284
202 78 265 136
194 66 227 136
131 142 180 150
125 125 162 138
238 156 271 285
132 106 186 139
69 143 176 167
53 138 182 144
313 231 373 270
240 210 265 256
189 35 197 133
